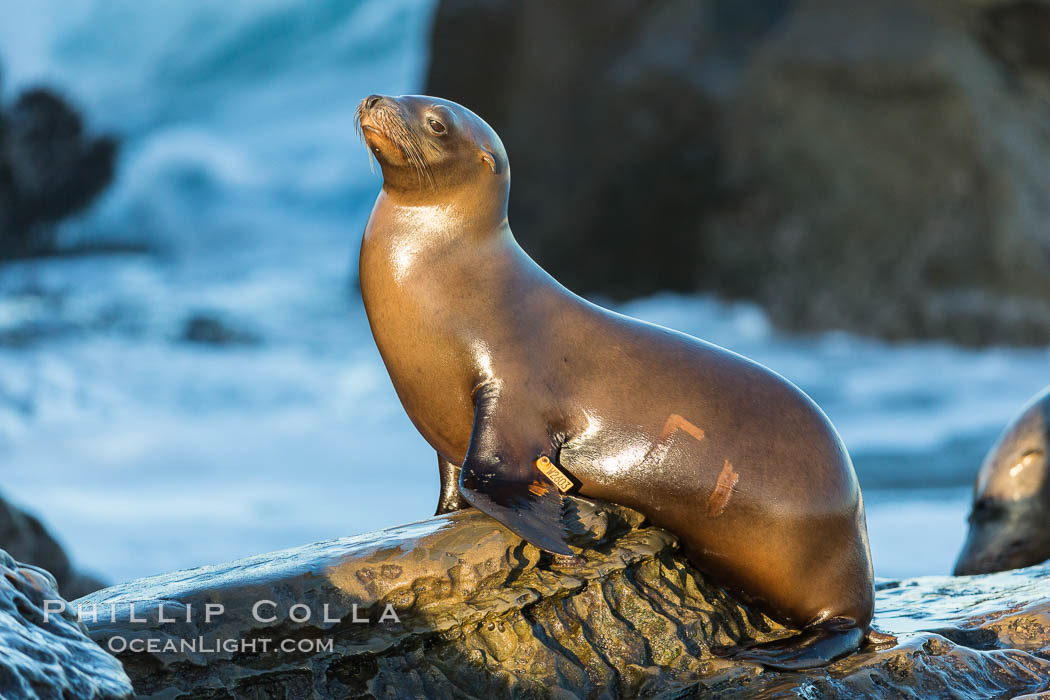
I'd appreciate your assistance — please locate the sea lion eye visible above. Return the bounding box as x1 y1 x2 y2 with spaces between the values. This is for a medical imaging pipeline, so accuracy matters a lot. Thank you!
427 118 446 134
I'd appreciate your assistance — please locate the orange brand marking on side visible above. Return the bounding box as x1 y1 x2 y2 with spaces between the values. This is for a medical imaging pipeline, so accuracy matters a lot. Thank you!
706 460 739 517
659 414 706 443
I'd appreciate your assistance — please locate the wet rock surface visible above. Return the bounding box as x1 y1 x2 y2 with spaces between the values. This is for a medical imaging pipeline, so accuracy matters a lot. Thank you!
0 494 105 599
0 78 118 259
427 0 1050 346
682 567 1050 698
80 498 1050 699
0 548 132 699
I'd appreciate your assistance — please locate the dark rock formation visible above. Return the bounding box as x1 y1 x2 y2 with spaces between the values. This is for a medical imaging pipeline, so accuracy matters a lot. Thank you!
0 495 105 599
81 498 1050 698
0 75 118 259
180 313 261 346
0 548 132 699
426 0 1050 346
981 0 1050 75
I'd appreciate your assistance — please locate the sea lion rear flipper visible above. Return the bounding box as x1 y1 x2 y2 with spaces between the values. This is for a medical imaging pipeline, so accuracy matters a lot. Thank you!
457 385 574 555
711 619 865 671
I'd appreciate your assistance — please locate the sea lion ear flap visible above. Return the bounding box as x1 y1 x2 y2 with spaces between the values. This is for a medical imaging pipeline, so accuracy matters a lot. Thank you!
480 147 500 174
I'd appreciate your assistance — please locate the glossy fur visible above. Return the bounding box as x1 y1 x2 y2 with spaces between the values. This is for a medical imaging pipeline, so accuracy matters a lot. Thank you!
955 386 1050 576
357 95 876 669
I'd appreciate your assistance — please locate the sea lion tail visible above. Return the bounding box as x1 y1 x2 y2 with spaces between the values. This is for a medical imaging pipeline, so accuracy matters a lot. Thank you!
710 618 866 671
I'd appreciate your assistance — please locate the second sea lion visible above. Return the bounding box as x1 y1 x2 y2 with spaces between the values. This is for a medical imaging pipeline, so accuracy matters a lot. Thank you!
954 386 1050 576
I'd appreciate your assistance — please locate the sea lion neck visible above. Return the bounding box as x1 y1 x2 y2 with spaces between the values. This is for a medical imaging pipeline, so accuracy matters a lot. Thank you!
371 184 510 242
360 188 515 287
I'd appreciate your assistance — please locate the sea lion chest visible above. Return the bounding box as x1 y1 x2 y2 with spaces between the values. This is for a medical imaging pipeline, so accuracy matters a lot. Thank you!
359 221 476 462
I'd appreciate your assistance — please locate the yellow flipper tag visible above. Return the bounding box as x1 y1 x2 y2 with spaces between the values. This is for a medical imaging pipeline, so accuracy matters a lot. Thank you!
535 456 573 493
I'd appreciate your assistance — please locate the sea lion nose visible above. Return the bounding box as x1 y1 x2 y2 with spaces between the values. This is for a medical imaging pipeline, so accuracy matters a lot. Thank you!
365 95 383 110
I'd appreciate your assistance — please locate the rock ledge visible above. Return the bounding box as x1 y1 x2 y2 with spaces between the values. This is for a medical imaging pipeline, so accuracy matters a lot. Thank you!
79 499 1050 699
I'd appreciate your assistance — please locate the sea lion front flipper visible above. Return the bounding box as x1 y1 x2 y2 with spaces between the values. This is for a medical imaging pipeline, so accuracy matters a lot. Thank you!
457 385 574 556
459 462 574 555
435 454 472 515
711 619 865 671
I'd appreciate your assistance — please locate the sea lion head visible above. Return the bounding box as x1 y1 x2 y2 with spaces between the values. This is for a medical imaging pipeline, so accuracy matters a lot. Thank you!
356 94 508 200
953 388 1050 575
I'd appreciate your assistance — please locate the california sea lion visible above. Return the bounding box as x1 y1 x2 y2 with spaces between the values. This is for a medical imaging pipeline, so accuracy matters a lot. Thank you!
954 386 1050 576
356 94 876 669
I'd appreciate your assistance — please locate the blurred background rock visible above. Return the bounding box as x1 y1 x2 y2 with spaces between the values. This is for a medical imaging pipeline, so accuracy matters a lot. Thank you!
0 83 117 259
0 0 1046 587
428 0 1050 346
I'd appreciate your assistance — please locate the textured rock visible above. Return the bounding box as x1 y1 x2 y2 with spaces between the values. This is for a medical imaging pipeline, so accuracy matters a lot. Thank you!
0 78 118 259
0 494 106 599
678 564 1050 698
426 0 1050 346
0 548 132 699
80 501 782 698
81 498 1050 699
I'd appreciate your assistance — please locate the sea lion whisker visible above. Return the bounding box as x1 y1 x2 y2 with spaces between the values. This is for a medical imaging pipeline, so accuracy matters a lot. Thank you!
401 128 433 187
355 102 382 174
359 98 439 189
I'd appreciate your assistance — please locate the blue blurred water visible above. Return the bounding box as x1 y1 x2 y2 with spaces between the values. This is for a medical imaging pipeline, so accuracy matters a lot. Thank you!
0 0 1047 583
